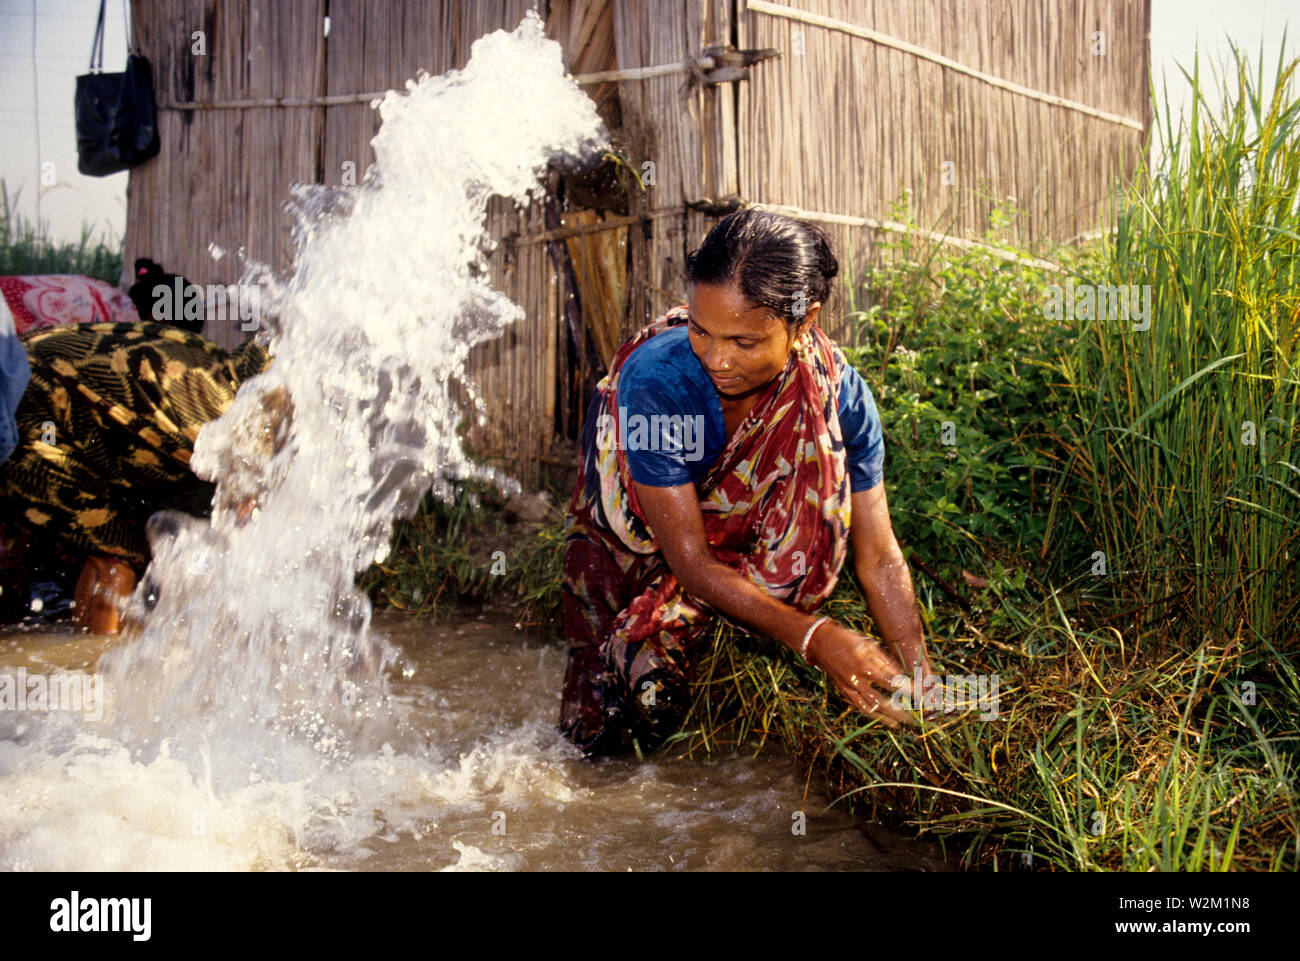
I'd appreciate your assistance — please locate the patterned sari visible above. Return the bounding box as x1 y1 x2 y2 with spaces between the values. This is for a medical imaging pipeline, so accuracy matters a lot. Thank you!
0 321 269 567
560 306 853 755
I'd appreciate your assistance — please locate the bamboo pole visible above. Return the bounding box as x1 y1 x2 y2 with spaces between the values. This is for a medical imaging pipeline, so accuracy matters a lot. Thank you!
156 57 722 110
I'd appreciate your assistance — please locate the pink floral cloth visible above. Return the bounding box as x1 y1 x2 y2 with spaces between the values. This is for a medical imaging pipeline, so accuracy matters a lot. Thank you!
0 275 139 335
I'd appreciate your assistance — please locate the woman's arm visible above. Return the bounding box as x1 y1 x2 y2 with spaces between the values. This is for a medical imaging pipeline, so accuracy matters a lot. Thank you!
633 480 916 727
850 485 933 684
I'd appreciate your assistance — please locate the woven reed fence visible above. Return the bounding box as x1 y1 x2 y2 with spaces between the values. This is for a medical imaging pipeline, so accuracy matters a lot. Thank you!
124 0 1150 486
736 0 1151 324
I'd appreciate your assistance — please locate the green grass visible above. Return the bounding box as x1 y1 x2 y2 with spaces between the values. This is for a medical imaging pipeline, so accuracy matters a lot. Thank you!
839 196 1100 613
360 480 565 631
665 473 1299 871
0 180 122 282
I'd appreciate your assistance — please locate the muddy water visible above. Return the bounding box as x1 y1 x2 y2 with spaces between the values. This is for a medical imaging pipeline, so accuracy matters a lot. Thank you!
0 612 948 871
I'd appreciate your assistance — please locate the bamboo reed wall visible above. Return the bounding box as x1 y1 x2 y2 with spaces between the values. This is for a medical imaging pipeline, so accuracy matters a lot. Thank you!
128 0 561 484
736 0 1151 340
125 0 1150 486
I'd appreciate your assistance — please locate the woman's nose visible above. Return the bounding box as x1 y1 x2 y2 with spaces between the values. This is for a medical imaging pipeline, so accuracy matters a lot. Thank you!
705 342 732 371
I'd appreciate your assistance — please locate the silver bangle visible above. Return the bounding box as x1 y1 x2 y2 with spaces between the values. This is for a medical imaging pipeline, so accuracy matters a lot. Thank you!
798 616 829 662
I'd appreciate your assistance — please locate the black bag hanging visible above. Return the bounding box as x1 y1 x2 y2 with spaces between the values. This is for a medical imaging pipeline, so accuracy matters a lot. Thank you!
75 0 160 177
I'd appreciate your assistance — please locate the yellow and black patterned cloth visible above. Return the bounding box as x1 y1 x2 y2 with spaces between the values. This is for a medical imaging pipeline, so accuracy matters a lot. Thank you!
0 321 270 567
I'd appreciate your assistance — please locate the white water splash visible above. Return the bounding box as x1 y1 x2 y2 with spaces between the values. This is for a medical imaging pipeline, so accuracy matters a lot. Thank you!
98 11 605 764
0 13 609 872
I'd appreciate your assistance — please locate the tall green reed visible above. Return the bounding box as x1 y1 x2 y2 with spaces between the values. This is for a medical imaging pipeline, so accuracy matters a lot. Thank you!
1062 44 1300 652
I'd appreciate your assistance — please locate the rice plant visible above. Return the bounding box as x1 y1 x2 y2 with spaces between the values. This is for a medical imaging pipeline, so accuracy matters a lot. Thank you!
1060 43 1300 654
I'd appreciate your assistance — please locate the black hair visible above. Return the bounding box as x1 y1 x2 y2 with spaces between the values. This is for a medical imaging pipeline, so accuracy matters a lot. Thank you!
685 208 839 329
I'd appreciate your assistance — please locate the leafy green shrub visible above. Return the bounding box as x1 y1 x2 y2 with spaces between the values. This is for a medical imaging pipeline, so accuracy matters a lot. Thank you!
843 201 1094 597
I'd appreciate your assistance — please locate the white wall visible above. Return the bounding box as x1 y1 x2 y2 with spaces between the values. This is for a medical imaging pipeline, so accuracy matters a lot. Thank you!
1150 0 1295 152
0 0 130 246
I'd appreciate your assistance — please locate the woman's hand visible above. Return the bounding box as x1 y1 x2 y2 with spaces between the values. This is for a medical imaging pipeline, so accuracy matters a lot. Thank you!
806 620 916 727
884 634 933 688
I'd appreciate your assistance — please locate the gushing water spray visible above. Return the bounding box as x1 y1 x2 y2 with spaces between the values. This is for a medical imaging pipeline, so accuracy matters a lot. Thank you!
101 12 606 761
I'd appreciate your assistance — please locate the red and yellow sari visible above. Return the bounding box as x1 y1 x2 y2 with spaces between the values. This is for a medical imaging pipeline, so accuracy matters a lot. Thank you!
560 306 853 755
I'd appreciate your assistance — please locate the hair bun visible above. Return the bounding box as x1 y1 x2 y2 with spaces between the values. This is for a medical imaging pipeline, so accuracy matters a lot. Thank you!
687 208 840 327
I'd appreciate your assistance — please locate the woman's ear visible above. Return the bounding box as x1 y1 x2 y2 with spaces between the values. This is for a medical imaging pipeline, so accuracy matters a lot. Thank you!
794 301 821 340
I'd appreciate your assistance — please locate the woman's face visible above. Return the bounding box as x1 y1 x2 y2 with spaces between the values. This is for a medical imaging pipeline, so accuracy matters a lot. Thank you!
687 282 818 399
